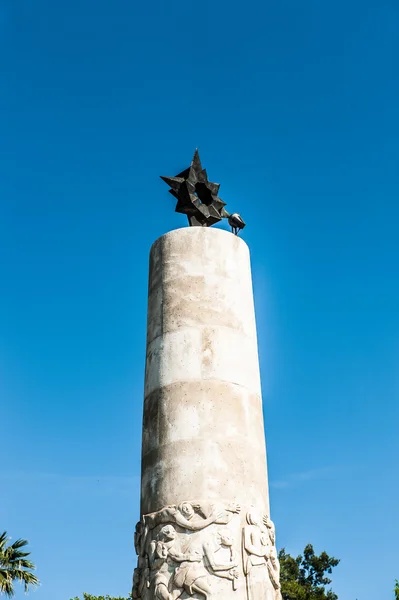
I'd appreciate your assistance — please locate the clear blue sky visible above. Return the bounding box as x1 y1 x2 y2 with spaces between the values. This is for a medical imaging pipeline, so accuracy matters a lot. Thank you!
1 0 398 599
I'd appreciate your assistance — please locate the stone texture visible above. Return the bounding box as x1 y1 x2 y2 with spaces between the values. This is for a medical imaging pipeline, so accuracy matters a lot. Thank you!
134 227 281 600
141 227 268 516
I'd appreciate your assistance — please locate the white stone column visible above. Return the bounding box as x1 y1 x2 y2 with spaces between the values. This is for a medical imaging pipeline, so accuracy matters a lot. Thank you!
134 227 281 600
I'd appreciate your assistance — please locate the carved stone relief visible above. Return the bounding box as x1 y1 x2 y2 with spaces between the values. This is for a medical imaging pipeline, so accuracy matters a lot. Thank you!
133 503 282 600
242 511 282 600
133 502 241 599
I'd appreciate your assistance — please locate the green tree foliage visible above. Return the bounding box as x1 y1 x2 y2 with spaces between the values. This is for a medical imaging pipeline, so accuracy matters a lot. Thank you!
394 579 399 600
70 595 131 600
0 531 40 597
278 544 339 600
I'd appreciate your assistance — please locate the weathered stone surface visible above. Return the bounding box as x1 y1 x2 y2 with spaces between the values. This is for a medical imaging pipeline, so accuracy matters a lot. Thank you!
135 227 281 600
146 228 258 346
141 227 268 515
141 380 267 514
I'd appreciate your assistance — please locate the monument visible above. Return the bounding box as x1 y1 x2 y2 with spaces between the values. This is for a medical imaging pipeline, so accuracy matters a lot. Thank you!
133 151 281 600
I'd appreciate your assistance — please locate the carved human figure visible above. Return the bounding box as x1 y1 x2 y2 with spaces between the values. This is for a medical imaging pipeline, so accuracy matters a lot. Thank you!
172 554 212 600
267 546 282 600
242 511 275 600
203 528 239 589
172 527 239 600
262 515 282 600
135 521 145 557
132 556 150 600
134 501 242 598
145 501 239 532
149 524 202 600
137 501 240 559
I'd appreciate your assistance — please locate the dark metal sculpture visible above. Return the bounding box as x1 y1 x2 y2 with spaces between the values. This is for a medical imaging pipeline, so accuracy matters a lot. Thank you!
161 150 246 234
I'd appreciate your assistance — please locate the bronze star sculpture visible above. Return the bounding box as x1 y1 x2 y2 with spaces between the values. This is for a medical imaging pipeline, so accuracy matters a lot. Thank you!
161 150 246 234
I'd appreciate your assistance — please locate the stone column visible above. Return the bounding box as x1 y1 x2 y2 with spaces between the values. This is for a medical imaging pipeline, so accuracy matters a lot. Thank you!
133 227 281 600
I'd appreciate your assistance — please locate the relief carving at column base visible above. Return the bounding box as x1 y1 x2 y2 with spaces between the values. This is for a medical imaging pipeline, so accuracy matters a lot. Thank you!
133 502 282 600
133 501 240 600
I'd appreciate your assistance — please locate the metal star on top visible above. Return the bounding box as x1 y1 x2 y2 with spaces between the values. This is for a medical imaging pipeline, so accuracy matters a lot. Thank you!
160 150 245 233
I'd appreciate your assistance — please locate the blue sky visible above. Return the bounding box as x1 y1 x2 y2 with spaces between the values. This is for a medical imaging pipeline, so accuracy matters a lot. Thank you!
1 0 398 598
